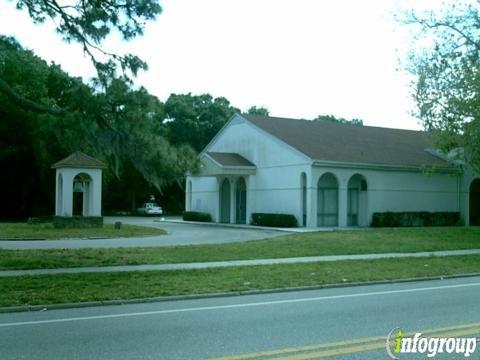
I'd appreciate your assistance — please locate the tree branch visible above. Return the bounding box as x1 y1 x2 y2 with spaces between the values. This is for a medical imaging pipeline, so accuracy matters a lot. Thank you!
0 77 65 115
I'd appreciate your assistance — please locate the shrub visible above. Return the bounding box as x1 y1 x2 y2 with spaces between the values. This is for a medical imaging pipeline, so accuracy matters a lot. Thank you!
371 212 460 227
182 211 212 222
53 216 104 229
27 217 41 225
251 213 298 228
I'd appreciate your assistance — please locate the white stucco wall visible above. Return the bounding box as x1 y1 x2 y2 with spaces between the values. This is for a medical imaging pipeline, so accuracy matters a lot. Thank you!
55 168 102 217
187 176 219 220
188 115 313 225
208 115 310 168
311 165 461 226
187 114 468 227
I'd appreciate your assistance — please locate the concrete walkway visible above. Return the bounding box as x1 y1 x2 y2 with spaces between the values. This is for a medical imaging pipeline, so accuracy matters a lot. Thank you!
2 248 480 277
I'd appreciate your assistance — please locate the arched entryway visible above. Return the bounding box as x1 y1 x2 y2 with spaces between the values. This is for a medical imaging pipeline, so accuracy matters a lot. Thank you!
219 178 231 223
347 174 368 226
470 178 480 226
317 173 338 227
301 173 307 227
72 173 92 216
235 177 247 224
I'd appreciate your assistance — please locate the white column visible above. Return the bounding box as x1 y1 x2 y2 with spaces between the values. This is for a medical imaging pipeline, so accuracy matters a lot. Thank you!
83 182 90 216
230 177 236 224
215 177 221 223
338 184 348 227
55 170 63 216
246 176 253 225
307 175 317 227
62 172 74 217
185 178 192 212
91 171 102 216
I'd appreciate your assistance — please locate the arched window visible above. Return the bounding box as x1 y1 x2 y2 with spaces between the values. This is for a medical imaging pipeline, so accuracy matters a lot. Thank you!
347 174 368 226
72 173 93 216
219 178 231 223
235 177 247 224
317 173 338 226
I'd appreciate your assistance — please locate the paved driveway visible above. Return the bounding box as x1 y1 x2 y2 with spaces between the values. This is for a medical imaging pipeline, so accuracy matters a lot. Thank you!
0 217 287 249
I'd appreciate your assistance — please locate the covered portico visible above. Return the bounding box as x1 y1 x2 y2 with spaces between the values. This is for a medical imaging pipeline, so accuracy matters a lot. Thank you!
187 152 256 224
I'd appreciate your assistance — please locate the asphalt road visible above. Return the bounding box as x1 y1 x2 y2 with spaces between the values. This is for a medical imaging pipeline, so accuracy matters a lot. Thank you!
1 276 480 359
0 217 286 249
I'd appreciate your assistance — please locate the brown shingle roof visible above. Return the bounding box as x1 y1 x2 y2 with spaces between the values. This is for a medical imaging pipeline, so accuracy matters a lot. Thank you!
52 151 106 169
206 152 255 167
243 115 452 168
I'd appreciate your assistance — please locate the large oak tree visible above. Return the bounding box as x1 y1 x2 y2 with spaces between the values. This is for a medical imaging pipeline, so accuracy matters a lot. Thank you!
405 1 480 170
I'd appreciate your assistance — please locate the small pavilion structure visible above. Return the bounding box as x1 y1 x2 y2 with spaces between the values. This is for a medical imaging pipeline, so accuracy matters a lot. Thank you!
52 152 106 217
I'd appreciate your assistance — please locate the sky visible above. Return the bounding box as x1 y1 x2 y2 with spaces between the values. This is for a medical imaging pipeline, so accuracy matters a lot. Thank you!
0 0 453 130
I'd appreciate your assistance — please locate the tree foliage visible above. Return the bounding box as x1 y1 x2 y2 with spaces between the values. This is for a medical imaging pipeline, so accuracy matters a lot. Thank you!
0 36 197 218
1 0 161 117
164 93 240 152
15 0 162 81
246 105 270 116
313 114 363 125
404 2 480 170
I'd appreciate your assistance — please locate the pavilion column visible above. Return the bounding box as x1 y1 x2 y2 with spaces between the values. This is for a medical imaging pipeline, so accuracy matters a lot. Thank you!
83 182 90 216
62 172 74 217
91 172 102 216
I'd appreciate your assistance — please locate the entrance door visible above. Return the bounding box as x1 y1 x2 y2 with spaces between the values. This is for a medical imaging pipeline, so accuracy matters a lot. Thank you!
235 178 247 224
220 179 231 223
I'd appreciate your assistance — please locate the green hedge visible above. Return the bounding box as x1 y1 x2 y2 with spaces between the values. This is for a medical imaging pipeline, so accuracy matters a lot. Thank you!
182 211 212 222
251 213 298 228
370 212 461 227
53 216 104 229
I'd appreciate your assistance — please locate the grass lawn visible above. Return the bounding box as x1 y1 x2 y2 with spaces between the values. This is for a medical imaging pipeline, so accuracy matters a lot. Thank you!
1 255 479 307
0 227 479 270
0 223 166 240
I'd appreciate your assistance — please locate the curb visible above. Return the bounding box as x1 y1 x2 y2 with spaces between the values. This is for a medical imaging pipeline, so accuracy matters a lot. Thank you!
1 272 480 314
155 219 302 232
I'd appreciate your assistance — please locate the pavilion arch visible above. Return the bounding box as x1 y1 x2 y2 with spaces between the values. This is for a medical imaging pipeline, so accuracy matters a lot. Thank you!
300 172 307 227
235 177 247 224
317 172 339 227
219 178 231 223
72 172 93 216
347 174 368 227
470 178 480 226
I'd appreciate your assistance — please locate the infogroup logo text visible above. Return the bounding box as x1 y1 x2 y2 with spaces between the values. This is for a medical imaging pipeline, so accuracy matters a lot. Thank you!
386 327 478 359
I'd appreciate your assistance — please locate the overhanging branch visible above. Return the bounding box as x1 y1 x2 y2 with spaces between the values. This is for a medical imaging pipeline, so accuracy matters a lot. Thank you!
0 77 65 115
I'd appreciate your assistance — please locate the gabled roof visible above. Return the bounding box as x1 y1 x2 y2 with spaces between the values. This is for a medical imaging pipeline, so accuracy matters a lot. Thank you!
242 114 453 168
206 152 255 167
52 151 106 169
